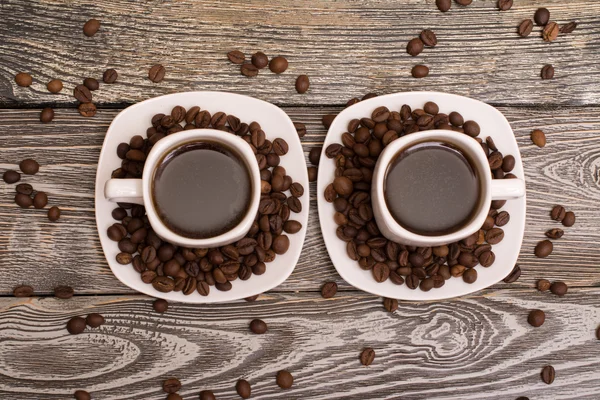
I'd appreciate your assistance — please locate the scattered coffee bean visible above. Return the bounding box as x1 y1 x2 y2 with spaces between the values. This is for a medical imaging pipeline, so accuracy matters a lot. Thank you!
54 286 74 299
295 75 310 94
503 265 521 283
67 316 87 334
551 205 566 221
294 122 307 137
15 72 32 87
163 378 182 394
78 102 97 117
463 268 477 284
321 281 338 298
148 64 166 83
20 159 39 175
545 228 564 239
518 19 534 37
241 63 258 77
86 313 105 328
276 370 294 389
537 279 551 292
309 147 322 166
236 379 251 399
322 114 336 129
245 295 259 302
16 183 33 195
530 129 546 147
39 107 55 123
360 348 375 366
541 65 555 80
383 297 398 312
543 22 559 42
74 84 93 103
83 18 100 36
47 79 63 93
167 394 182 400
535 240 553 258
308 166 317 182
436 0 451 12
153 298 168 313
534 8 550 26
455 0 472 5
33 191 48 209
550 281 567 296
13 285 34 297
407 38 424 56
199 390 216 400
269 56 288 74
3 170 21 183
251 52 269 69
420 30 437 47
498 0 512 11
48 206 61 221
541 365 555 384
249 318 268 334
228 50 245 64
103 69 118 84
411 65 429 78
560 22 577 34
74 390 91 400
83 77 99 91
528 309 545 327
562 211 575 227
15 193 33 208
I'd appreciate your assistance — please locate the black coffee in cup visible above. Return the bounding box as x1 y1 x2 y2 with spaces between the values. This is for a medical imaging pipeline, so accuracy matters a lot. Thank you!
384 141 480 235
152 141 252 238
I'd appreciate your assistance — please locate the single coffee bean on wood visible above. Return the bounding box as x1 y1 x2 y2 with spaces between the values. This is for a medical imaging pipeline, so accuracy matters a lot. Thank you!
455 0 472 5
541 365 555 384
40 107 54 123
67 316 87 334
15 72 32 87
560 22 577 34
153 298 168 312
295 75 310 93
276 370 294 389
241 63 259 77
3 170 21 183
528 309 545 327
227 50 245 64
33 191 48 209
545 228 564 239
294 122 307 137
163 378 182 393
15 193 33 208
498 0 513 11
543 22 559 42
83 18 100 36
518 19 534 37
83 77 99 90
562 211 576 227
503 265 521 283
535 8 550 26
321 281 338 298
551 205 566 221
74 85 92 103
531 129 546 147
436 0 451 12
78 102 97 117
541 65 555 80
148 64 166 83
199 390 216 400
269 56 288 73
236 379 251 399
550 281 568 296
47 79 63 93
383 297 398 312
103 69 118 83
420 30 437 47
535 240 553 258
54 285 74 299
250 318 268 334
48 206 61 221
74 390 91 400
360 348 375 366
13 285 34 297
412 65 429 78
20 159 39 175
251 51 269 69
537 279 551 292
406 38 424 56
86 313 105 328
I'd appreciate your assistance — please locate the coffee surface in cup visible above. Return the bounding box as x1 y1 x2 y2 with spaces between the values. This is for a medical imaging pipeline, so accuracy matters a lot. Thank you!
152 141 251 238
384 141 479 235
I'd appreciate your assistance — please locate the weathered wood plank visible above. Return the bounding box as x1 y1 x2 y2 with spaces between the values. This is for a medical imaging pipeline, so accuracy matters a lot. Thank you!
1 0 600 107
0 106 599 294
0 289 599 399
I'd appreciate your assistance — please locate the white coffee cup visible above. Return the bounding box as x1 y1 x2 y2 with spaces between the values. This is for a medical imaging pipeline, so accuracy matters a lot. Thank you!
371 130 526 247
104 129 261 248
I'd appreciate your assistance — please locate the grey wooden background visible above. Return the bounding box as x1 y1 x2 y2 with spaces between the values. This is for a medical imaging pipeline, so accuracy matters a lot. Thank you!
1 0 600 399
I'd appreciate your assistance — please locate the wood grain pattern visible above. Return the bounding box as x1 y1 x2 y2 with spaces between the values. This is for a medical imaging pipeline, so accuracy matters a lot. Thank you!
1 106 599 294
1 0 600 107
1 290 599 399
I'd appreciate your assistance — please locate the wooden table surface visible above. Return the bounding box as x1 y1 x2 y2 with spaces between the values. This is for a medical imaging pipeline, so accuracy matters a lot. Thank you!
1 1 600 399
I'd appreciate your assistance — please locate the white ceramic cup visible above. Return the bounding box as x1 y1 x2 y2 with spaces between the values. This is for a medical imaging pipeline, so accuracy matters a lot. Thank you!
104 129 261 248
372 130 525 247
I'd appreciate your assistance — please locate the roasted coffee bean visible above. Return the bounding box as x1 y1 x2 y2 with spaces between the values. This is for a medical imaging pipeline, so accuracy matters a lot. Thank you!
78 102 97 117
74 85 92 102
295 75 310 94
199 391 216 400
152 276 175 293
503 265 521 283
241 63 258 77
103 68 118 84
152 298 168 313
498 0 513 11
250 318 267 334
83 18 100 36
54 285 74 299
15 72 33 87
20 158 40 175
550 281 568 296
38 106 55 123
562 211 576 227
272 234 290 254
535 7 550 26
197 281 210 296
333 176 353 196
116 252 133 265
86 313 105 328
163 378 182 394
251 51 269 69
148 64 166 83
372 263 390 282
528 309 545 327
15 193 33 208
543 22 559 42
293 122 307 138
272 138 289 156
488 152 503 170
545 228 564 239
360 348 375 366
321 281 337 298
3 170 21 183
495 211 510 226
48 206 61 221
541 64 555 80
486 228 504 244
47 79 63 93
501 155 515 172
455 0 472 4
276 370 294 389
309 147 323 166
13 285 34 297
405 274 419 289
551 205 566 221
411 65 429 78
518 19 534 37
83 77 99 91
383 297 398 312
478 251 495 267
228 50 245 64
463 268 477 284
436 0 451 12
463 120 480 137
74 390 91 400
407 38 424 56
31 191 48 209
420 30 437 47
531 129 546 147
269 56 288 73
67 316 87 334
536 279 551 292
541 365 555 384
167 394 182 400
236 379 251 399
560 22 577 34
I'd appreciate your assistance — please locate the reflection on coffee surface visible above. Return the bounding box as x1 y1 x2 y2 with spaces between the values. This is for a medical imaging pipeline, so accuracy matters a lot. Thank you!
384 141 479 236
153 141 251 239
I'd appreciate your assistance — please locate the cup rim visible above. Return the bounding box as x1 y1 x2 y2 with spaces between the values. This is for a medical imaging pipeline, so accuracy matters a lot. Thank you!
141 128 261 247
373 130 491 246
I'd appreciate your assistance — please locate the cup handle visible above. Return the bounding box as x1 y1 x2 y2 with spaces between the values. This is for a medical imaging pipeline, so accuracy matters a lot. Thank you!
104 179 144 205
490 178 526 200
